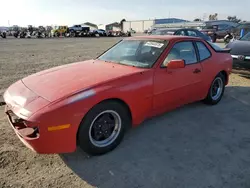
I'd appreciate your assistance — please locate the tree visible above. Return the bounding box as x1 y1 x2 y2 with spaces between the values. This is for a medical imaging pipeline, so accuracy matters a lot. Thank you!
227 16 241 23
120 19 126 31
209 13 218 20
193 18 202 22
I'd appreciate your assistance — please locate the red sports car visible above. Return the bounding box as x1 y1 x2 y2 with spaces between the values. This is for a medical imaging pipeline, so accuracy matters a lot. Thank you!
3 36 232 155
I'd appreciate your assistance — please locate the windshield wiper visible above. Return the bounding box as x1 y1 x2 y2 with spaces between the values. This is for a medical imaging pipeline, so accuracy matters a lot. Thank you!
98 58 149 68
119 61 149 68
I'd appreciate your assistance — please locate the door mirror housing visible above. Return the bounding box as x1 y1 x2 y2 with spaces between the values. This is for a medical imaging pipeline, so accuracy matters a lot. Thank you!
167 59 185 69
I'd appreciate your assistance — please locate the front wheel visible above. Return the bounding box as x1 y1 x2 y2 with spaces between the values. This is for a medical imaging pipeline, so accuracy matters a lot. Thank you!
1 33 6 38
203 73 225 105
77 101 131 155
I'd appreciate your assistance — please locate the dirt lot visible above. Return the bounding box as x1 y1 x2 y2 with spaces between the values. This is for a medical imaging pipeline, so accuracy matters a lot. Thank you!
0 38 250 188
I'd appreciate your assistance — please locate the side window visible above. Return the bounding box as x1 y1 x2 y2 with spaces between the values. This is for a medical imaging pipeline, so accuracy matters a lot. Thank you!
162 41 197 66
175 30 185 36
196 42 211 61
218 24 228 30
187 30 198 37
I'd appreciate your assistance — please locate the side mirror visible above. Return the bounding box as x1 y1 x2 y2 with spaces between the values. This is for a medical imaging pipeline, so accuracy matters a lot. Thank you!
167 59 185 69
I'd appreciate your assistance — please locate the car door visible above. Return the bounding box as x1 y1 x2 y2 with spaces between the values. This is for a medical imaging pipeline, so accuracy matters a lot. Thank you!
74 25 79 31
76 25 81 31
194 41 213 97
153 41 204 112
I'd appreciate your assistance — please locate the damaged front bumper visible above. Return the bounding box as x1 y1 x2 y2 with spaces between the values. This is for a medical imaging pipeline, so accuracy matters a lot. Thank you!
5 106 41 152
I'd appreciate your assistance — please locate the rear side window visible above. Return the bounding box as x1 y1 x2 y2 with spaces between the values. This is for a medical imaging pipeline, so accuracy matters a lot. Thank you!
196 42 211 61
175 30 186 36
187 30 198 37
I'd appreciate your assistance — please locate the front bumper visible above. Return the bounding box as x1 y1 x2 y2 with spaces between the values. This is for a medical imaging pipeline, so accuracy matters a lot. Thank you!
3 79 86 154
4 105 78 154
5 106 41 152
231 55 250 62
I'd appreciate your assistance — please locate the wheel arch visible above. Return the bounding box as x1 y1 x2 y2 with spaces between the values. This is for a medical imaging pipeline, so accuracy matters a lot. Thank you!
96 98 132 121
219 70 229 85
76 97 133 145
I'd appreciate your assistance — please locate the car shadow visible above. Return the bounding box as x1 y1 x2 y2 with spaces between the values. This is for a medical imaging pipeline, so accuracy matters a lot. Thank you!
239 74 250 80
60 86 250 188
233 61 250 71
232 63 250 80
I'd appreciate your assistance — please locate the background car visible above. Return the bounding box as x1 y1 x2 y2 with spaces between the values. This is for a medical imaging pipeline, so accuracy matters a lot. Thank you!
226 31 250 67
200 21 239 42
51 26 68 37
150 28 212 42
231 22 250 39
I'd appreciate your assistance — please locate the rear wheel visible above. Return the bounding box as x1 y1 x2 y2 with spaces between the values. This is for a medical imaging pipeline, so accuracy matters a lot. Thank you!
77 101 131 155
203 73 225 105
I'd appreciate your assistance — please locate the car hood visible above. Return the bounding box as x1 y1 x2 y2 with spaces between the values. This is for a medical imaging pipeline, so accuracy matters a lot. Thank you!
22 60 146 102
227 40 250 55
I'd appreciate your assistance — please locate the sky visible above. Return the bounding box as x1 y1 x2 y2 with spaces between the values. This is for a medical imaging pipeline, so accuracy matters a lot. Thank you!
0 0 250 27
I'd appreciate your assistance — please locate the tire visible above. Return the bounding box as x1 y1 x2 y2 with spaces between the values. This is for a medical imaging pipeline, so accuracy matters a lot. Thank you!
212 34 217 43
77 101 131 156
224 37 230 44
203 73 226 105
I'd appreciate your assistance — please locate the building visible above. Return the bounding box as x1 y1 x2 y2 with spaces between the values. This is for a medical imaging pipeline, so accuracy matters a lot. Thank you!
97 24 106 30
154 18 189 24
105 22 121 31
122 18 190 32
123 20 154 33
153 21 206 29
81 22 98 30
204 20 239 27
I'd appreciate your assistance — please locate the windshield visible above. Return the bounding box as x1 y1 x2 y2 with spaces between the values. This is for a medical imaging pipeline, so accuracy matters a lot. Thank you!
98 39 168 68
240 32 250 41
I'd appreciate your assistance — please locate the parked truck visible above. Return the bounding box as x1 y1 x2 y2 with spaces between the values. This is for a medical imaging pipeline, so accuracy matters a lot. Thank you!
68 25 90 37
200 20 239 42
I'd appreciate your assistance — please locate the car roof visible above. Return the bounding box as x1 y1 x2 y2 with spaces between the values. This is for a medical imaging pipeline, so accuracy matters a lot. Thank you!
155 28 181 31
125 35 203 41
154 28 198 31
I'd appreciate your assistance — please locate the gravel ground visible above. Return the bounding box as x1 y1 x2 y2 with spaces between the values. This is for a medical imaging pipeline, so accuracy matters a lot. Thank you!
0 37 250 188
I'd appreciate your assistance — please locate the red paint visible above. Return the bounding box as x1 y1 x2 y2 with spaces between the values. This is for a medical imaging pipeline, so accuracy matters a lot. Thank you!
3 36 233 154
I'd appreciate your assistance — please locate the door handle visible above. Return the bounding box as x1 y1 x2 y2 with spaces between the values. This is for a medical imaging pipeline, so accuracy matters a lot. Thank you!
193 68 201 74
